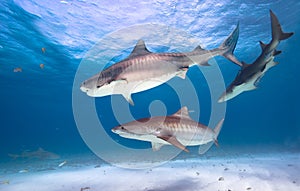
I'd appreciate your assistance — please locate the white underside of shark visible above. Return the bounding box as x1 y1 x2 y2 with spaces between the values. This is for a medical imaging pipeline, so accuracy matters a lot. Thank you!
117 130 214 149
219 59 278 102
83 70 187 105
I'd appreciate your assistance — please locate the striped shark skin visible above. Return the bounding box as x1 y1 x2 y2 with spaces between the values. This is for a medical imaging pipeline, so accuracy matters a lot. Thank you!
112 107 224 154
218 10 294 103
80 24 241 105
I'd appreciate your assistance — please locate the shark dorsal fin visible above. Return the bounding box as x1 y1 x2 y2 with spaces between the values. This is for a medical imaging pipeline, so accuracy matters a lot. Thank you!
259 41 267 50
128 40 151 58
172 106 192 119
193 45 205 52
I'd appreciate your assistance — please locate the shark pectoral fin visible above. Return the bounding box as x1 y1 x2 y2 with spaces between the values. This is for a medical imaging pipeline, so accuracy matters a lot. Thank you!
198 141 214 155
177 70 187 79
151 142 164 151
157 135 189 152
122 92 134 106
249 84 258 91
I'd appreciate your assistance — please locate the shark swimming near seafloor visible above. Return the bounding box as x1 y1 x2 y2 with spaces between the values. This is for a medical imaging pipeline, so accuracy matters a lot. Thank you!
80 24 242 105
8 148 60 160
112 107 224 154
218 10 294 103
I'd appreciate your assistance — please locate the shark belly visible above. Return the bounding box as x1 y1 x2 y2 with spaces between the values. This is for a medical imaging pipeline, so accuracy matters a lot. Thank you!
236 59 277 93
173 130 214 146
87 70 185 99
119 133 213 147
117 124 214 147
219 58 278 102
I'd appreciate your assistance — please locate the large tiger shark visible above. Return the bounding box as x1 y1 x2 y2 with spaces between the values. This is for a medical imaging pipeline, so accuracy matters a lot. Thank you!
112 106 224 154
80 24 241 105
218 10 294 103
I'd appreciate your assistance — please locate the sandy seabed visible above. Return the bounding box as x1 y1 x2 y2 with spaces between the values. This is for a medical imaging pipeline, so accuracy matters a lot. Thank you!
0 148 299 191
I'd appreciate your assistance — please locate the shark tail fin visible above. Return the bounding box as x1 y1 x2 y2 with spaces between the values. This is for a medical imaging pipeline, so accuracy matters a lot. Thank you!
197 119 224 155
219 23 243 67
270 10 294 41
213 118 225 145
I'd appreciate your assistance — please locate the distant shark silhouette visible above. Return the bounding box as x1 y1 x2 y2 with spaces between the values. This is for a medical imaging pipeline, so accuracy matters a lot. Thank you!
112 107 224 154
8 148 60 160
218 10 294 102
81 24 241 105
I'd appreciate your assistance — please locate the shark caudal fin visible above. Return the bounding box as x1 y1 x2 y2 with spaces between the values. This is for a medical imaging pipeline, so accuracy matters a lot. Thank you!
198 118 225 155
219 23 243 67
270 10 294 41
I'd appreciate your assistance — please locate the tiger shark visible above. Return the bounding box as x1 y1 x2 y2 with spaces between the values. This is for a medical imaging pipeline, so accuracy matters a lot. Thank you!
112 106 224 154
218 10 294 103
80 24 242 105
8 148 60 160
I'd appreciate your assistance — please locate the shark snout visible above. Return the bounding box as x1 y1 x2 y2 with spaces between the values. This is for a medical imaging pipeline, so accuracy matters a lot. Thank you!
111 127 118 133
218 92 228 103
112 126 126 134
80 82 90 93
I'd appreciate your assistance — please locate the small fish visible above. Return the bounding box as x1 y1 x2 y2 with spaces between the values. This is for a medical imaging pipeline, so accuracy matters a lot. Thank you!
13 67 22 72
41 47 46 53
0 180 9 185
40 63 45 69
18 169 29 173
58 160 67 167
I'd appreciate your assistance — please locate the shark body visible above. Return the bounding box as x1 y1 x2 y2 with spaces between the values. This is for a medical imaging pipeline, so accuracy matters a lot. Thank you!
218 10 294 102
112 107 224 154
8 148 60 160
81 24 241 105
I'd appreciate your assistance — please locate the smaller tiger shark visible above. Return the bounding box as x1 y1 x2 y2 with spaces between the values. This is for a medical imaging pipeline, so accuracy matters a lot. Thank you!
112 107 224 154
218 10 294 102
80 24 241 105
8 148 60 160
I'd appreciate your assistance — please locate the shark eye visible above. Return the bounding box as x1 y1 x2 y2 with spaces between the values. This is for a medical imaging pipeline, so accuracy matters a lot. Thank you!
121 126 125 130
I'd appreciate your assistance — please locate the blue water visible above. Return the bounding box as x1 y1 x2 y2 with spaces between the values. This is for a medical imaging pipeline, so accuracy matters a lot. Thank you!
1 0 300 161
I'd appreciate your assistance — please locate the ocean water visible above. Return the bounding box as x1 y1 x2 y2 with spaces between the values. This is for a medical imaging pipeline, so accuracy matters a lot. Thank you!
1 0 300 190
